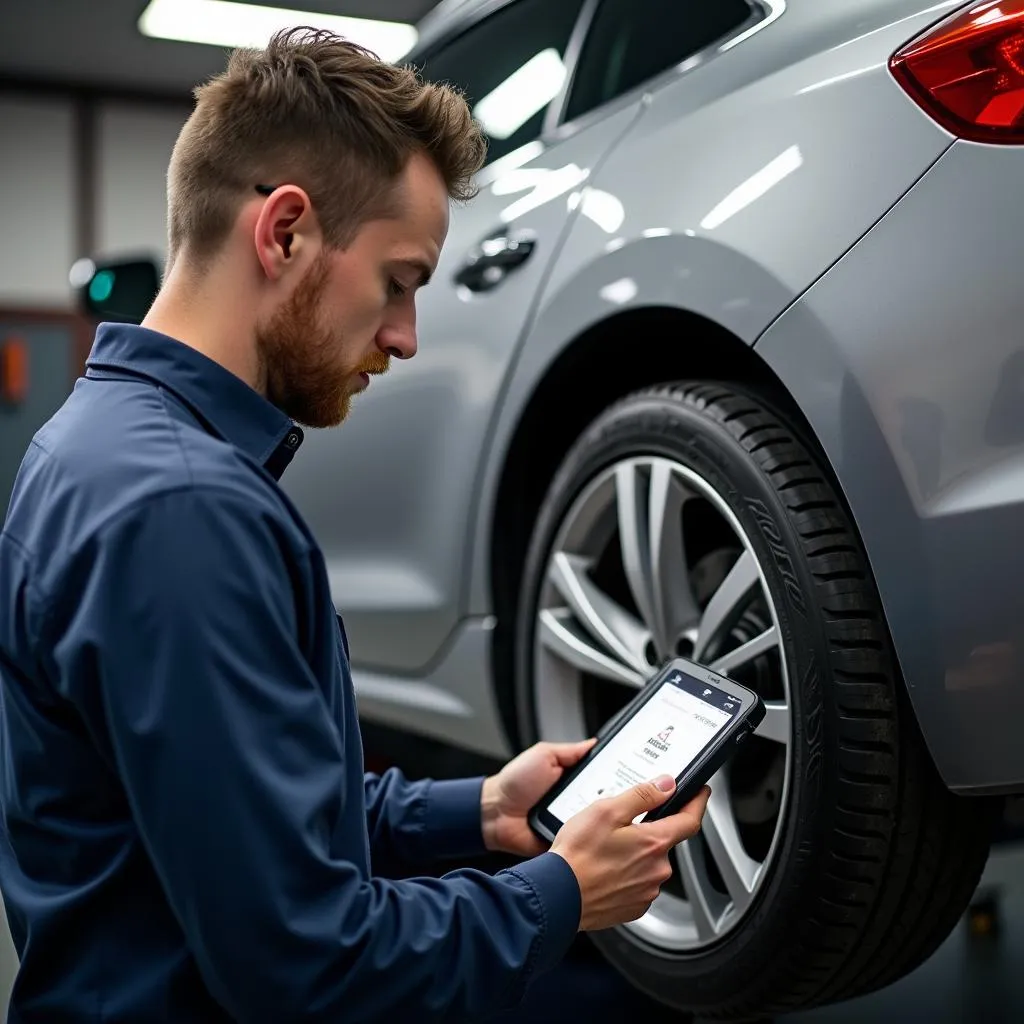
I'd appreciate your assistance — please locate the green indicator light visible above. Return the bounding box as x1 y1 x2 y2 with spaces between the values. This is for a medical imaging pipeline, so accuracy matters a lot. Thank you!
89 270 115 304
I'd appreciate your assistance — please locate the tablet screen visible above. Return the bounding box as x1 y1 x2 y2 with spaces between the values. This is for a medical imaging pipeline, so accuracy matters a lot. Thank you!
547 669 740 825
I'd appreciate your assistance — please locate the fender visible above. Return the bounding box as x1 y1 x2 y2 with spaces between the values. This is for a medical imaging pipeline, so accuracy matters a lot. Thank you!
463 0 959 615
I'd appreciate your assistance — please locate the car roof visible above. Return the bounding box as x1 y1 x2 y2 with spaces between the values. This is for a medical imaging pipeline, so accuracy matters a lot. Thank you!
411 0 502 57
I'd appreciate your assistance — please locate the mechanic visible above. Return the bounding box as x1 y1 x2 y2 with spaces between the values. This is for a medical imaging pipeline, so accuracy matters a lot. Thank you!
0 27 709 1023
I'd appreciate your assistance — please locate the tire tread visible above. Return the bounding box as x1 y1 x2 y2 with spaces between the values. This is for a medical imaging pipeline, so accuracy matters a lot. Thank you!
662 381 996 1016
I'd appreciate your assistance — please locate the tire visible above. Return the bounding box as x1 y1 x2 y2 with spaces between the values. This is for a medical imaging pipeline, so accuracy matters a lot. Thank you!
513 382 999 1020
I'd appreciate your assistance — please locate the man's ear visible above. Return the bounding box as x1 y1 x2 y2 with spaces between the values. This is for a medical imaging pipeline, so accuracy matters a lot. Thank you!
252 185 320 282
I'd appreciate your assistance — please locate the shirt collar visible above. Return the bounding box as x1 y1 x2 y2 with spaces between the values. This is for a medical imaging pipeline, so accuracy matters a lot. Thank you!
85 323 304 478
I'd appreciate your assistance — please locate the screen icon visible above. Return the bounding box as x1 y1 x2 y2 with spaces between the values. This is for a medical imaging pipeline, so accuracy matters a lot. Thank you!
724 702 735 710
703 689 712 697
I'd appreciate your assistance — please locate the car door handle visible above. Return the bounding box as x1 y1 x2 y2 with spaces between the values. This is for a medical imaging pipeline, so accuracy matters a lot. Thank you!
454 232 536 293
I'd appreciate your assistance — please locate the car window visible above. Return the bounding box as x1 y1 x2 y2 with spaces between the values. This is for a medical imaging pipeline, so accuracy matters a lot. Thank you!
564 0 754 122
413 0 587 166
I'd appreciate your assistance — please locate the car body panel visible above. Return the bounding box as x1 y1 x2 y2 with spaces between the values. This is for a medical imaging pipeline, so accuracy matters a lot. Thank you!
280 96 643 673
411 0 496 51
465 0 956 611
284 0 1024 792
352 617 513 758
756 138 1024 793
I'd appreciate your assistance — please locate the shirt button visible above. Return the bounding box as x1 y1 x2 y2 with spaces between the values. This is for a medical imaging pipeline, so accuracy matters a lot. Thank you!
285 431 301 448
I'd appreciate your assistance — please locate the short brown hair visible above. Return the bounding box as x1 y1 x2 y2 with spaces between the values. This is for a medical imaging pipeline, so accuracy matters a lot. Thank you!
166 27 487 267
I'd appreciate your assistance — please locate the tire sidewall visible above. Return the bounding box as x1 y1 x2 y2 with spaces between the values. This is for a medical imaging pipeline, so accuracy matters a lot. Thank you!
514 388 841 1009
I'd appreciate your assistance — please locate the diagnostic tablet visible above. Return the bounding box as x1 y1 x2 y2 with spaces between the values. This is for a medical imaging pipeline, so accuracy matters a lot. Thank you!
529 657 765 841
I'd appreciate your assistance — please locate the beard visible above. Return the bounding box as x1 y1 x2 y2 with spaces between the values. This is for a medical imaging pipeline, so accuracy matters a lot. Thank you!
256 252 389 428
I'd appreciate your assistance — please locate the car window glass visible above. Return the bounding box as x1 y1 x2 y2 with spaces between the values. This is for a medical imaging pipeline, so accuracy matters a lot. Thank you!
413 0 586 166
565 0 753 122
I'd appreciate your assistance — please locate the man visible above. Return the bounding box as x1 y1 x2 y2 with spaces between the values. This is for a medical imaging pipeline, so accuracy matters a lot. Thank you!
0 28 709 1022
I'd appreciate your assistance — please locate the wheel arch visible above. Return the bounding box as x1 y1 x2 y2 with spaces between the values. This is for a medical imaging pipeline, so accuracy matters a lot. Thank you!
486 304 820 748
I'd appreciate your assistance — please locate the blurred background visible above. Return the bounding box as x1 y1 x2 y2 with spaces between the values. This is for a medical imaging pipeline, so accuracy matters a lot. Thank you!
0 0 454 506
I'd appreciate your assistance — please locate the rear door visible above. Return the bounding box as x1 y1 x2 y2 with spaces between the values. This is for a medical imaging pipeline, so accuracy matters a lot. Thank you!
283 0 645 673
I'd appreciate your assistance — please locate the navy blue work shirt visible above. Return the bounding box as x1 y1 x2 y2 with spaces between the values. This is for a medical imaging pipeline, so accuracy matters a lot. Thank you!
0 324 580 1022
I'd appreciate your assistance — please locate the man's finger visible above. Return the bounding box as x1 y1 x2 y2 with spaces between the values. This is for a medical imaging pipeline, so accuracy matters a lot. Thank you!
605 776 676 824
644 786 712 846
546 738 596 766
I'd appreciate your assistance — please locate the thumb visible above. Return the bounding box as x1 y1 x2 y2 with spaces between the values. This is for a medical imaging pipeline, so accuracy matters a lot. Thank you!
548 738 597 767
608 775 675 823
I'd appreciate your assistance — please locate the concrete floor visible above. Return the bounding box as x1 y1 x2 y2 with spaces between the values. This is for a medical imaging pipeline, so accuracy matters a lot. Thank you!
783 840 1024 1024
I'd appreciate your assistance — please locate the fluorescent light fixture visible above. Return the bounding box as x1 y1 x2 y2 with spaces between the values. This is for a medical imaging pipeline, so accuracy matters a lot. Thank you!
139 0 418 63
700 145 803 231
474 48 566 140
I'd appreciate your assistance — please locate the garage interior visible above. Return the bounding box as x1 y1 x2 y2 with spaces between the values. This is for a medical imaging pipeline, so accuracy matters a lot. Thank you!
3 1 1024 1021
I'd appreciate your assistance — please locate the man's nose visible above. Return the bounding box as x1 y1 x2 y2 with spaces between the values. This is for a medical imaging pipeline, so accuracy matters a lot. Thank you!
376 324 417 361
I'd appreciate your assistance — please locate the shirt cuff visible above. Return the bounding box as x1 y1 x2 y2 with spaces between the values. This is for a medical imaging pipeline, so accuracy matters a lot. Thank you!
500 851 581 981
422 776 487 859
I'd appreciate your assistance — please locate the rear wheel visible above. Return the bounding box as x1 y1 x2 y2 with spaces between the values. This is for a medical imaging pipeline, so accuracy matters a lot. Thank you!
514 382 999 1019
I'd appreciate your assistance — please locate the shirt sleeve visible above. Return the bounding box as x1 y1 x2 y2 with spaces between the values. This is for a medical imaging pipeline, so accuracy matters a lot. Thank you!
48 486 580 1023
363 770 489 874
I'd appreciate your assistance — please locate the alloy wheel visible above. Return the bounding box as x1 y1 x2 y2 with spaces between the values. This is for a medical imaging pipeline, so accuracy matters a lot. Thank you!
532 455 792 951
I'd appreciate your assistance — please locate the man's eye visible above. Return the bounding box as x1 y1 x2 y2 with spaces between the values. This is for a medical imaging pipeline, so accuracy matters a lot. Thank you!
388 279 407 298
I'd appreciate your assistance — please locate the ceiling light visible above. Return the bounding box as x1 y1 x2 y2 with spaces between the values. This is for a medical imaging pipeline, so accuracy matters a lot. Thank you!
139 0 418 63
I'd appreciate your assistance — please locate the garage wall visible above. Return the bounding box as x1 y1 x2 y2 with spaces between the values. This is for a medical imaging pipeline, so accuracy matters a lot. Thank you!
96 102 186 259
0 89 188 312
0 96 76 307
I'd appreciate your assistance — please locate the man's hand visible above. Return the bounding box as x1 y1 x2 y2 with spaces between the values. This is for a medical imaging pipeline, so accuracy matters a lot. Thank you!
480 739 595 858
551 778 711 931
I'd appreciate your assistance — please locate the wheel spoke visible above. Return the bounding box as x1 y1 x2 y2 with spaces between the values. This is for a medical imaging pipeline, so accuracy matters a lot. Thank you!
702 773 760 916
648 460 702 645
710 625 779 676
756 700 790 745
537 609 645 688
615 460 698 659
674 841 718 942
692 549 759 661
547 552 650 673
615 462 661 652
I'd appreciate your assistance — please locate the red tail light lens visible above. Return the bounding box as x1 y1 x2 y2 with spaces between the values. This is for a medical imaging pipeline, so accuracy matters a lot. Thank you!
890 0 1024 144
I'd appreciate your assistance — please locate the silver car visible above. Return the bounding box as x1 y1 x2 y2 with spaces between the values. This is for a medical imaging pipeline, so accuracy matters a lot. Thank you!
81 0 1024 1017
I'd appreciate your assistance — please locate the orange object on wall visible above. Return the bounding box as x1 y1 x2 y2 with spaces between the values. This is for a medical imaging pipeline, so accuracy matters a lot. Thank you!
1 336 29 405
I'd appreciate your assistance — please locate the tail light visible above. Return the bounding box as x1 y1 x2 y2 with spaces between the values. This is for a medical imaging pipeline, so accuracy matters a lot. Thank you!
890 0 1024 144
